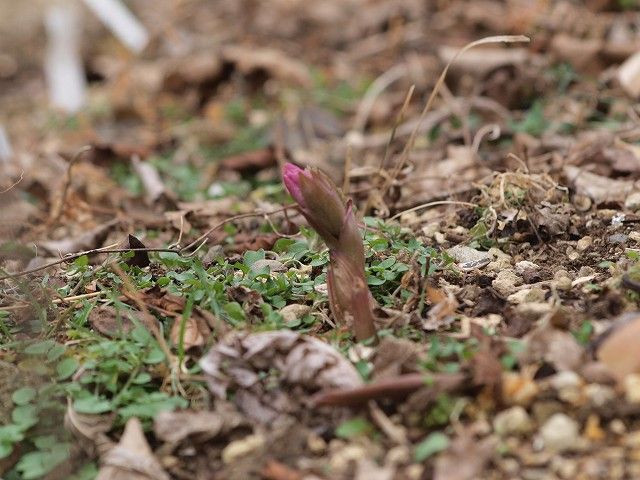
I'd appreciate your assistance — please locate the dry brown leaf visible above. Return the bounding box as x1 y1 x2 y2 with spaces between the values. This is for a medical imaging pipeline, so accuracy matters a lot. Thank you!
596 313 640 383
153 406 243 444
199 331 363 423
169 315 205 350
222 46 312 87
64 400 115 457
39 219 119 255
434 430 497 480
564 165 636 204
372 336 421 379
261 460 304 480
423 285 459 331
519 323 585 372
97 417 170 480
89 305 158 338
550 33 604 73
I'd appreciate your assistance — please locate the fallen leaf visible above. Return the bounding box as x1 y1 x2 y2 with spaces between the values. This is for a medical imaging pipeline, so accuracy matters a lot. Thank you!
220 147 276 172
595 312 640 383
154 405 244 444
222 46 312 87
199 331 363 423
126 234 150 268
519 323 585 372
261 460 304 480
64 399 115 457
564 165 636 204
434 430 497 480
89 305 158 338
169 315 205 350
39 219 119 255
97 417 170 480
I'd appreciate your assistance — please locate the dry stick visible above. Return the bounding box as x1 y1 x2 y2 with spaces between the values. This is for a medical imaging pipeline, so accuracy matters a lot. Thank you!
312 372 466 407
0 247 178 281
178 205 296 254
48 145 92 227
0 291 106 312
352 63 408 134
0 207 298 281
110 263 173 364
471 124 501 157
389 200 478 221
362 85 415 215
0 170 24 194
379 35 530 204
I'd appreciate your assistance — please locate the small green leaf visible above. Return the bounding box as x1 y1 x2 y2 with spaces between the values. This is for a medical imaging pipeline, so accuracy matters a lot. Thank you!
144 346 165 364
12 387 36 406
12 405 38 428
57 357 79 380
0 424 25 443
335 417 374 439
132 372 152 384
47 344 66 362
24 340 55 355
73 397 113 414
414 432 449 462
0 442 14 459
224 302 245 322
74 255 89 267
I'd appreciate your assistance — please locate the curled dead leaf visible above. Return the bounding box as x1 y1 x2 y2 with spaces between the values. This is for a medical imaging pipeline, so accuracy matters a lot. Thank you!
199 331 363 423
97 417 170 480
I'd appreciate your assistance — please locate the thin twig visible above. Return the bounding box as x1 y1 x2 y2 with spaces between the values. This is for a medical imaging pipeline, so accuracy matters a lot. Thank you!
0 247 178 281
48 145 92 227
389 200 478 221
178 205 296 253
379 35 530 203
0 170 24 194
0 291 106 311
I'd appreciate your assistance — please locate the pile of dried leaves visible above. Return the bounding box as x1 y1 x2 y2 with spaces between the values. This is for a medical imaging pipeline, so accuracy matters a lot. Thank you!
5 1 640 479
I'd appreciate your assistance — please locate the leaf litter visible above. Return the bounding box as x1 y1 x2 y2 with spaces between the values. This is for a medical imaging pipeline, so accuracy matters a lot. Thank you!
4 1 640 479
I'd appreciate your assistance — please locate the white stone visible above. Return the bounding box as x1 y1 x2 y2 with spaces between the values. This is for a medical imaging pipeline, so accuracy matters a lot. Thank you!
493 406 533 436
625 192 640 211
539 413 580 452
515 261 540 275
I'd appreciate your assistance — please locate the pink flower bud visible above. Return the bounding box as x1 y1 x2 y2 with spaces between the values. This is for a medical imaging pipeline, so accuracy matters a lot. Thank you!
282 163 309 207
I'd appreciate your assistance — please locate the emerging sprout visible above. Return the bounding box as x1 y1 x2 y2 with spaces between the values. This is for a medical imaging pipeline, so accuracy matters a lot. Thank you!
282 163 377 342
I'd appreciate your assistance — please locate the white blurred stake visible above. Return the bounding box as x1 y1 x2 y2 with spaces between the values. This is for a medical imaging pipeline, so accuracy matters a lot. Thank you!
44 6 87 113
0 125 12 163
82 0 149 54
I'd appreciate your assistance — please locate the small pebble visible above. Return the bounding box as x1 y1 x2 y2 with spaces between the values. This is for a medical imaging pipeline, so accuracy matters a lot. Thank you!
539 413 580 452
492 269 523 296
576 236 593 252
609 233 628 244
624 374 640 403
222 434 265 464
584 384 615 407
493 406 533 436
625 191 640 211
515 260 540 275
